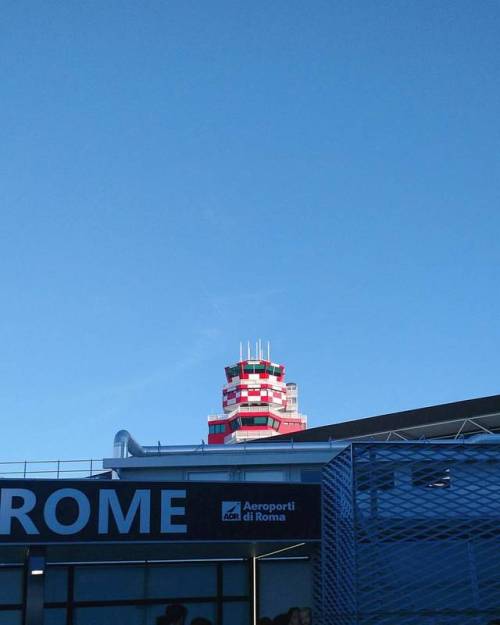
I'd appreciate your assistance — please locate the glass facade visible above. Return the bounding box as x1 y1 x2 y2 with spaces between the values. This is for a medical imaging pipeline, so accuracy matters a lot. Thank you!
259 559 313 618
0 561 250 625
0 556 315 625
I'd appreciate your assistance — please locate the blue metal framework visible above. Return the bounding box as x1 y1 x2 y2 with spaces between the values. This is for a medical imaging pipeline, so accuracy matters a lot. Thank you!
320 442 500 625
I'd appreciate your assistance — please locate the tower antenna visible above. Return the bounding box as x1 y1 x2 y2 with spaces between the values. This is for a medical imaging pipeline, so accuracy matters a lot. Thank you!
247 341 250 360
267 340 270 361
239 342 243 361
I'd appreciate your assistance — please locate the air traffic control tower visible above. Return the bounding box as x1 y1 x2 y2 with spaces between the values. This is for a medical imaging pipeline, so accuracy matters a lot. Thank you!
207 341 307 444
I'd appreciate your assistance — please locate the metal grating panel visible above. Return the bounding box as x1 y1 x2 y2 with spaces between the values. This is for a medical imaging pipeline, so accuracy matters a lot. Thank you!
321 442 500 625
312 544 323 625
321 446 357 625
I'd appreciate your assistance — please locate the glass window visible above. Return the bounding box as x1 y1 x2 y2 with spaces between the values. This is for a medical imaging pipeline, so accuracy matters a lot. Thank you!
267 366 283 376
224 602 250 625
259 560 312 618
74 602 216 625
147 564 216 598
0 569 22 604
226 366 240 379
230 419 240 431
75 606 144 625
223 563 249 596
182 603 216 624
45 566 68 603
187 471 230 481
74 565 145 601
143 603 216 625
244 470 286 482
143 604 165 625
0 611 22 625
242 417 271 426
412 463 451 488
44 609 66 625
211 424 225 433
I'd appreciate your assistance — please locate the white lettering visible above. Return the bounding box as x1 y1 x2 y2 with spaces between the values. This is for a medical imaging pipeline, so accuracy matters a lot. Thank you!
43 489 90 535
255 512 286 521
243 500 295 513
0 489 39 535
98 489 150 534
161 490 186 533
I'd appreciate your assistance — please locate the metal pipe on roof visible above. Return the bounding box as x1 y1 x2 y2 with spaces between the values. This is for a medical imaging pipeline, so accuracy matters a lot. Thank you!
113 430 147 458
113 429 500 460
113 430 345 458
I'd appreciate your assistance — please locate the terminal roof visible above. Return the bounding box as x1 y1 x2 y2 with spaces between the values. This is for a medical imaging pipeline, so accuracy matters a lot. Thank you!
268 393 500 443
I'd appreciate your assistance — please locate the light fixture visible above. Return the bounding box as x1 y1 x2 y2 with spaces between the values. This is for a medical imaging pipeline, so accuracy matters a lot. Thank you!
28 553 45 577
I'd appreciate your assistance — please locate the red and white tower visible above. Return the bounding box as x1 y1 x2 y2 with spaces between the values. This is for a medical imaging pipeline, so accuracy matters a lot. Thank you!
207 341 307 444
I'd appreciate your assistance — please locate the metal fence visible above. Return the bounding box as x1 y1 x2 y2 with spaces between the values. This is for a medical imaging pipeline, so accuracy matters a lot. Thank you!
320 442 500 625
0 459 106 479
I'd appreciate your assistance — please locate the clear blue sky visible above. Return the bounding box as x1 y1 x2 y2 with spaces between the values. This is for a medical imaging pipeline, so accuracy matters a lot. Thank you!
1 1 499 462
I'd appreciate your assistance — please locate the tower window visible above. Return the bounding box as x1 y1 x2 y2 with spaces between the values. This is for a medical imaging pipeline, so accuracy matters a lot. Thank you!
229 418 241 431
241 417 274 427
254 417 268 425
209 424 226 434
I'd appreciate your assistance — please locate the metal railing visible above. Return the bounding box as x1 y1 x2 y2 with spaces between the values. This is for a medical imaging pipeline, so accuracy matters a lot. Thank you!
208 406 307 421
223 430 281 444
0 459 106 479
113 429 348 458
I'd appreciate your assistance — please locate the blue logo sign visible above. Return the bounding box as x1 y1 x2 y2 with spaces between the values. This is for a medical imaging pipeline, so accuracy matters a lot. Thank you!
221 501 241 521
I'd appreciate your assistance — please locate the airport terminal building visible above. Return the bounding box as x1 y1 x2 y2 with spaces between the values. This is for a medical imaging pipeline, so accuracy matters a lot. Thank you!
2 355 500 625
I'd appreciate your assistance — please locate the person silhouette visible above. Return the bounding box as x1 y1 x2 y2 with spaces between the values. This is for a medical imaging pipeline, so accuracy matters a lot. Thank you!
157 604 187 625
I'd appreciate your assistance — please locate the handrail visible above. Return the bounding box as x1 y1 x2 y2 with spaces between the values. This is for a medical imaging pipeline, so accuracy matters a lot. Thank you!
112 429 500 460
0 459 105 479
208 406 307 421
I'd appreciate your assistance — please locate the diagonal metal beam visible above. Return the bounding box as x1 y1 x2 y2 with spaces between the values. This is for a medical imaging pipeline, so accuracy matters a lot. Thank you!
468 418 494 434
454 418 469 439
390 430 410 441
